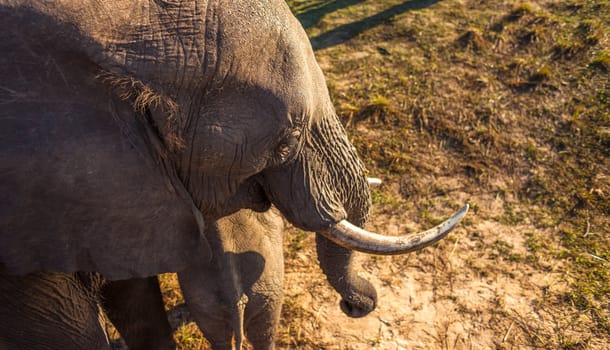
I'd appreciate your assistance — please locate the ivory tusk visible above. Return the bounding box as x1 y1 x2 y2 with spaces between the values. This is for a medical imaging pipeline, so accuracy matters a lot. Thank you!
323 204 469 255
367 177 382 187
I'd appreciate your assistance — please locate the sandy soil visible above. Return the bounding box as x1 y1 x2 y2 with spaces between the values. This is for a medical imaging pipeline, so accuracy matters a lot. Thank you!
275 190 607 350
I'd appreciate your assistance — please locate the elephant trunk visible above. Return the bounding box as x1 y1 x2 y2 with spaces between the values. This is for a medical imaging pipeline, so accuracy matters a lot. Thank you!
263 112 468 317
316 234 377 318
262 111 380 317
310 123 378 318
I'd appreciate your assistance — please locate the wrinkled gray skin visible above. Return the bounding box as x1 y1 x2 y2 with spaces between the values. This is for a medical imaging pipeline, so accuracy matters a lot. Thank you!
1 0 376 347
178 208 284 350
0 270 174 350
0 272 109 349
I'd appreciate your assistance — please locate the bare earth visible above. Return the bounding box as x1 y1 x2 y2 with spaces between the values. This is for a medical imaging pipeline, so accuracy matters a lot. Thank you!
280 193 578 349
146 187 604 349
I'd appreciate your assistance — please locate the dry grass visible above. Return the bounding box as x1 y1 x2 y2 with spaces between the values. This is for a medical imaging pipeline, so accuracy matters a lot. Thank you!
110 0 609 348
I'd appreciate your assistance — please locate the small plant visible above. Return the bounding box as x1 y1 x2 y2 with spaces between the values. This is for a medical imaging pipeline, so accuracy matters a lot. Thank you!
287 231 307 258
456 28 489 51
576 20 602 46
173 323 209 350
507 2 535 22
589 52 610 72
492 239 514 256
529 65 552 83
552 39 585 60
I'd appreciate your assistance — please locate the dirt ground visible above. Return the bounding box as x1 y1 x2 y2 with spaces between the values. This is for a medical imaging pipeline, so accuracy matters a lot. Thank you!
278 193 584 349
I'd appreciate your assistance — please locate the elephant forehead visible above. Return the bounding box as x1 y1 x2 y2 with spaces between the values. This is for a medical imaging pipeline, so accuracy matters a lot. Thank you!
211 0 324 114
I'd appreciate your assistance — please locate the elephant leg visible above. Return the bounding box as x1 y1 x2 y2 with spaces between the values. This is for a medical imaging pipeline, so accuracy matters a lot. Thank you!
244 296 283 350
100 276 175 350
180 291 234 350
200 321 235 350
178 268 235 350
0 271 110 350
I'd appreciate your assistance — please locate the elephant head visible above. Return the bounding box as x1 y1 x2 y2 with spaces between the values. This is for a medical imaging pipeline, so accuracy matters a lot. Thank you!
1 0 466 317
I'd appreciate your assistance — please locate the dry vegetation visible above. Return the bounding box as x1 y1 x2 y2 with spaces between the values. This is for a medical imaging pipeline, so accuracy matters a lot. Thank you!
110 0 609 349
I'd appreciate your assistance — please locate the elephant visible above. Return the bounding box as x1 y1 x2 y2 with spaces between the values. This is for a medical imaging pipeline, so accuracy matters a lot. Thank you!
1 208 282 350
178 208 284 350
0 0 468 348
99 208 284 350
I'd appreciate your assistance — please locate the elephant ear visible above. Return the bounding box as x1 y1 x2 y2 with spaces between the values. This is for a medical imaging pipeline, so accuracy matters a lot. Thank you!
0 32 210 280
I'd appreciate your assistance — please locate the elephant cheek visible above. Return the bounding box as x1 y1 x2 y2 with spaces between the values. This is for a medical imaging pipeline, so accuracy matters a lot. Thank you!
259 164 345 233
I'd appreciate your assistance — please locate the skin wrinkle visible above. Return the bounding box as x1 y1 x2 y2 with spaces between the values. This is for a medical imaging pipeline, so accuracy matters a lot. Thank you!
168 2 201 91
176 83 208 188
182 104 198 189
0 272 107 348
228 141 239 186
200 0 217 91
313 114 369 222
211 8 225 90
155 3 203 90
82 1 206 93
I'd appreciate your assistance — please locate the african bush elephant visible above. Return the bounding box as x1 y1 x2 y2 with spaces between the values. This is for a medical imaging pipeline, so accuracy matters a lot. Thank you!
178 208 284 350
0 0 467 347
100 208 283 350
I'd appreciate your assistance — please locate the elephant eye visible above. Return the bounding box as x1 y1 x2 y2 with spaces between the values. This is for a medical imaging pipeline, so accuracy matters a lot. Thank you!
273 130 301 164
275 141 293 162
277 144 290 160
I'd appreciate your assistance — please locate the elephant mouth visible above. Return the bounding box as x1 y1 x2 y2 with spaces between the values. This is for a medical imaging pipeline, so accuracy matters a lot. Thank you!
242 179 272 213
256 172 469 255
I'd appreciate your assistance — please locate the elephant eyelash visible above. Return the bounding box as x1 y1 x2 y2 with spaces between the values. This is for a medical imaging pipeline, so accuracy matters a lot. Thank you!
272 135 299 164
275 143 292 162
